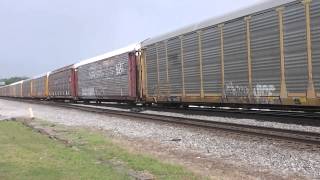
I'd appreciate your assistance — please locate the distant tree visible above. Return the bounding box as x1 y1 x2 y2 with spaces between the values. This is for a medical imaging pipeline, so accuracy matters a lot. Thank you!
0 77 29 85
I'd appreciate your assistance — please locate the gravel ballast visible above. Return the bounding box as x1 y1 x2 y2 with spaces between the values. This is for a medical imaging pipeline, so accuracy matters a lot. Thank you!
0 99 319 179
73 103 320 134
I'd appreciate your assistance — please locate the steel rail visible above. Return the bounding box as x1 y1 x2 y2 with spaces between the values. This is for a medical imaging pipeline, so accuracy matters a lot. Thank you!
3 97 320 147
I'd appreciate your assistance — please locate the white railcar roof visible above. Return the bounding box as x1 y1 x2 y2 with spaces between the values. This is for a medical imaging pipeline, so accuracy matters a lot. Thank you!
10 80 23 85
74 43 141 68
31 72 51 79
141 0 297 47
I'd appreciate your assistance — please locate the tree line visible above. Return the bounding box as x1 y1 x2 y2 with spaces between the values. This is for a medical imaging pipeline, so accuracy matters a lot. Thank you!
0 77 29 85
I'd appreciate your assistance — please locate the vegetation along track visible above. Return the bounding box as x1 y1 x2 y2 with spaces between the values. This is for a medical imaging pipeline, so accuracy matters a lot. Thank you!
2 97 320 151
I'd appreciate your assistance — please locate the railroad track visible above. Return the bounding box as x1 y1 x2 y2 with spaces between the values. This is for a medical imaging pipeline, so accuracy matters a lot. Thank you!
2 97 320 150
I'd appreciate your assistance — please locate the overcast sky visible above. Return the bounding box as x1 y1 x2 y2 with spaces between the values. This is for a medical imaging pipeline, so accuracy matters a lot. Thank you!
0 0 264 78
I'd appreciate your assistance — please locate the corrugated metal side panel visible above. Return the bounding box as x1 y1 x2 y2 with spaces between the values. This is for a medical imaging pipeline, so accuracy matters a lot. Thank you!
145 45 158 96
14 84 21 97
182 32 201 95
48 69 73 97
22 80 31 97
201 26 222 94
33 76 46 97
156 42 169 96
223 19 248 97
283 2 308 93
311 0 320 94
251 9 281 97
77 53 130 98
1 87 4 96
6 87 10 96
7 86 11 96
167 37 183 95
1 87 5 96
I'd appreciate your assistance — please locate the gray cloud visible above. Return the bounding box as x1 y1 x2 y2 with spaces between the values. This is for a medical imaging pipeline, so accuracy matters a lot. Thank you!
0 0 263 78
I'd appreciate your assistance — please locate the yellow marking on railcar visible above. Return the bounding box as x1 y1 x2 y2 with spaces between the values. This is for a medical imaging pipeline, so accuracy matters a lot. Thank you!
218 24 225 98
303 0 316 99
198 31 205 99
20 83 23 97
165 40 170 95
245 16 253 100
30 80 33 97
143 50 148 98
45 75 49 97
180 36 186 97
156 43 160 98
277 7 288 99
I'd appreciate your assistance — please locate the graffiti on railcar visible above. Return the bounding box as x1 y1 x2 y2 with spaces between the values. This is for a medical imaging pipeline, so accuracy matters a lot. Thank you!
253 84 276 97
87 61 127 80
81 87 95 96
116 62 125 75
224 82 249 96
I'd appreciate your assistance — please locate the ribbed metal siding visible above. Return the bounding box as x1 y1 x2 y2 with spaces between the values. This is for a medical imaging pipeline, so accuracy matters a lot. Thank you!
145 45 158 96
201 27 221 94
182 32 201 95
14 84 21 97
77 53 129 98
311 0 320 94
167 37 183 95
33 76 46 97
223 19 248 97
22 80 31 97
156 42 169 96
251 10 281 97
283 2 308 93
49 70 72 97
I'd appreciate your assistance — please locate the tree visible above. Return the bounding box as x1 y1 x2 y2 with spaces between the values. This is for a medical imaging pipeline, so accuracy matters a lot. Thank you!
0 77 29 85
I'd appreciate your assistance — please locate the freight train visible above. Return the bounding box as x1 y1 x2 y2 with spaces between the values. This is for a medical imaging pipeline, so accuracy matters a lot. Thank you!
0 0 319 109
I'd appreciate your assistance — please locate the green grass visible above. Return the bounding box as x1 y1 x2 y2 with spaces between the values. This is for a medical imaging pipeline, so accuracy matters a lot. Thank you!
0 120 198 180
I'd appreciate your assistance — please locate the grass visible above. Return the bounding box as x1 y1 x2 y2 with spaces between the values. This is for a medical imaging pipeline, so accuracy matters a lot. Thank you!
0 120 198 180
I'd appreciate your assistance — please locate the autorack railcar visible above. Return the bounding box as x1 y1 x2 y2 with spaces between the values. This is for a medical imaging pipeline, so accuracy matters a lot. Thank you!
32 73 49 99
48 65 77 99
12 81 23 98
22 79 32 98
74 44 140 102
140 0 320 107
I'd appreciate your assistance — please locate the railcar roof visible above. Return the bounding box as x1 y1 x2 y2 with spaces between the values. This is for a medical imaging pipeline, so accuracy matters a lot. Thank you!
50 64 75 74
74 43 141 68
0 80 23 88
31 72 51 79
141 0 297 47
10 80 23 85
